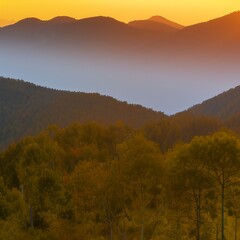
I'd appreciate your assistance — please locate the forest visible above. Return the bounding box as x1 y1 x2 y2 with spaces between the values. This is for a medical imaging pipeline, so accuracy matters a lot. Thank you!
0 122 240 240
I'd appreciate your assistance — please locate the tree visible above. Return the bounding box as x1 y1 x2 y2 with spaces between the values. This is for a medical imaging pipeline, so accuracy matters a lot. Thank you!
203 132 240 240
172 140 215 240
226 185 240 240
118 134 164 240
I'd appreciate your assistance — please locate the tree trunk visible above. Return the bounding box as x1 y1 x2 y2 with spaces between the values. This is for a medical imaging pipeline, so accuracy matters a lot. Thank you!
122 225 127 240
177 217 181 240
140 177 145 240
20 184 24 199
221 184 225 240
197 195 201 240
235 215 238 240
109 222 113 240
140 223 144 240
30 205 34 228
195 189 201 240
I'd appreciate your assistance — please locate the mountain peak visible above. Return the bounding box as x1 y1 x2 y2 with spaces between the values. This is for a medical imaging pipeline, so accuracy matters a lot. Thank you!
15 17 42 25
149 15 184 29
128 19 179 34
48 16 76 24
149 16 169 22
75 16 127 30
79 16 123 24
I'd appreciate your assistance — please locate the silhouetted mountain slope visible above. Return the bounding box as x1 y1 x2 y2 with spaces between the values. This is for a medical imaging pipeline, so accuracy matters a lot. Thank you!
149 16 184 29
1 12 240 57
0 77 165 148
171 11 240 55
47 16 76 24
128 19 179 34
138 11 240 60
179 11 240 39
0 16 164 55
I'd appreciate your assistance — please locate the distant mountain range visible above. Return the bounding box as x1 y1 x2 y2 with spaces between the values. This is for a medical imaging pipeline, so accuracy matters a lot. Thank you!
0 12 240 114
2 12 240 57
0 16 165 55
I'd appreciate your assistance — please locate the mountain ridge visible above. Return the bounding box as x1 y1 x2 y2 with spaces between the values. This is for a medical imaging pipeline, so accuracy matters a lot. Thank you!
128 19 179 34
188 85 240 120
0 77 166 148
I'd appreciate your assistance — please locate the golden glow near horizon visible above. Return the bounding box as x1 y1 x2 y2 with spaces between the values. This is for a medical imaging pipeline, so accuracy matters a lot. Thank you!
1 0 240 26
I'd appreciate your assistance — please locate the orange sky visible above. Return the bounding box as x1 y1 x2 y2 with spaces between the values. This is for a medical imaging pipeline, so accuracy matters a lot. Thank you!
1 0 240 26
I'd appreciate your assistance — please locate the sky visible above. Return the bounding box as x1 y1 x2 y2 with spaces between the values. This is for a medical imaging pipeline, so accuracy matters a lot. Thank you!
1 0 240 26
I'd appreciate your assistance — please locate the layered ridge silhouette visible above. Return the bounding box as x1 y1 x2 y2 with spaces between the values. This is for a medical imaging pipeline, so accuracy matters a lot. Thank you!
0 12 240 114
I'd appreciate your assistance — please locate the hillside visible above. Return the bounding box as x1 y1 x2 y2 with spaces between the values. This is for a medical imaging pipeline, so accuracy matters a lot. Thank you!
189 85 240 120
139 11 240 60
187 84 240 132
170 11 240 56
0 77 165 148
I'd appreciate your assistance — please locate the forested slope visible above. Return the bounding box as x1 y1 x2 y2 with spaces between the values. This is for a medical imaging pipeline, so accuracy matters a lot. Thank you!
188 85 240 132
0 77 165 148
189 85 240 119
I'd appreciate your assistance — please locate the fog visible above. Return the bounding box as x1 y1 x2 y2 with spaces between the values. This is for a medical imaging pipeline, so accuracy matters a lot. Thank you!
0 45 239 115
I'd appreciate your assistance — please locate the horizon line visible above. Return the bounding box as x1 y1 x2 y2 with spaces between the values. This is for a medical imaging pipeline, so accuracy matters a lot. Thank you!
1 10 239 28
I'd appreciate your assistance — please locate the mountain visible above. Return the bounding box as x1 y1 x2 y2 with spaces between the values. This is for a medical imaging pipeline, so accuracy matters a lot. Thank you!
0 16 163 55
0 77 165 148
148 16 184 29
159 11 240 57
128 15 183 36
177 11 240 42
128 19 179 34
187 85 240 132
188 85 240 120
47 16 76 24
